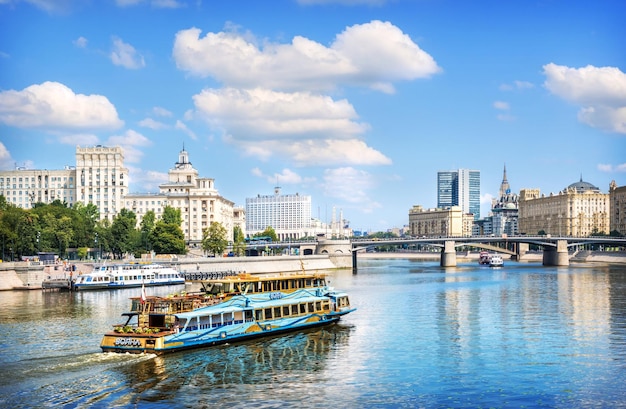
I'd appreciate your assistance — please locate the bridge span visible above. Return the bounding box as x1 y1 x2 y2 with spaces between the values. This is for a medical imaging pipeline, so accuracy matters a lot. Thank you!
351 236 626 267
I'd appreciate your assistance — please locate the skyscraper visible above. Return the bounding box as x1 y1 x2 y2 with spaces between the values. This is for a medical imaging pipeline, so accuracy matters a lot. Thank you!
437 169 480 219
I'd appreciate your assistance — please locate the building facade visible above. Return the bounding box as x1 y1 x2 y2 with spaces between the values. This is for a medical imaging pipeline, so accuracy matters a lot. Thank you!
246 187 312 241
124 148 236 243
609 180 626 235
518 178 610 236
1 145 239 244
76 145 128 221
488 165 519 236
0 167 76 209
408 205 474 237
437 169 480 219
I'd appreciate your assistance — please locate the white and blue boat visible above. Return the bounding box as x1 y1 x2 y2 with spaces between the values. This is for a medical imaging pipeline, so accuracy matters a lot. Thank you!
73 262 184 291
100 272 355 354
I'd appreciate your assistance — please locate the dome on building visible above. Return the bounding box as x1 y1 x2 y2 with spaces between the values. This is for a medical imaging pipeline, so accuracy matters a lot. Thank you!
566 177 600 193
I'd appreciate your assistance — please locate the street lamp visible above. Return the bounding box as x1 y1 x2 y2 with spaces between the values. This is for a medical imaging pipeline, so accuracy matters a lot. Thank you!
94 232 99 261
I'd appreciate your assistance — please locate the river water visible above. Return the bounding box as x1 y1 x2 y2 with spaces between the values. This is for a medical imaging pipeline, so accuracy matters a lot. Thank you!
1 259 626 408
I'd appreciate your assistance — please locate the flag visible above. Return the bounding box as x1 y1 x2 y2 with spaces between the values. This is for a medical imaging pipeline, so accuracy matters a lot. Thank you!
141 282 147 304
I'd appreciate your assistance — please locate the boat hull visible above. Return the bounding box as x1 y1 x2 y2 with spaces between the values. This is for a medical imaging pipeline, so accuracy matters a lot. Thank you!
73 280 184 291
101 314 347 355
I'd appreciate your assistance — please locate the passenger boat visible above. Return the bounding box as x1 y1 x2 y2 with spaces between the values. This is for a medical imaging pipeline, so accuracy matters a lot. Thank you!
478 251 491 265
489 254 504 267
100 271 355 354
72 263 184 291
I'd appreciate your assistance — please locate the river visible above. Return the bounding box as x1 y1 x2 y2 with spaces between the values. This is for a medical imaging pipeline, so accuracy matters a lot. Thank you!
1 259 625 408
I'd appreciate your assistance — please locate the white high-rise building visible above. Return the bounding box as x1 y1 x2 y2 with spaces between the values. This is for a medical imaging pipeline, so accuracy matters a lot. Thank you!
246 187 312 241
76 145 128 221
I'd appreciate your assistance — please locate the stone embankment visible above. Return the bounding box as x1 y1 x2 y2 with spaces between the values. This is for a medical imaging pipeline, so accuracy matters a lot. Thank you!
0 254 349 291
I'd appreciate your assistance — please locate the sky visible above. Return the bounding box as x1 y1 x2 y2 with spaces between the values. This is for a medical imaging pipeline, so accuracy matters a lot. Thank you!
1 0 625 233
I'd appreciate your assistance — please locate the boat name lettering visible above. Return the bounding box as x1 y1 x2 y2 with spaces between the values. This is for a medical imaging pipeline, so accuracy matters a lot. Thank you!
114 338 142 347
270 292 283 300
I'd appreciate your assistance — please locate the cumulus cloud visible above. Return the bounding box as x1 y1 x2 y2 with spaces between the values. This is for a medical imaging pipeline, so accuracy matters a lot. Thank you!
193 87 368 139
175 120 197 140
0 81 123 131
0 142 14 170
110 37 145 69
152 106 173 117
106 129 152 163
193 87 389 166
322 167 382 214
543 63 626 134
139 118 168 130
125 165 168 192
73 36 88 48
173 20 440 92
251 167 316 185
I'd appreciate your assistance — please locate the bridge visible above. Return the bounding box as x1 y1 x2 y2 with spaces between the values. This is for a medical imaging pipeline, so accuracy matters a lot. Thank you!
230 235 626 269
351 235 626 267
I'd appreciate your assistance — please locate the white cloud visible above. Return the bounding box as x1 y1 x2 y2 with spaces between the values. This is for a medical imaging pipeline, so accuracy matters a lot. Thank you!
175 120 197 140
73 36 88 48
152 106 173 117
173 20 440 92
106 129 152 163
493 101 510 110
543 63 626 134
598 163 626 172
0 81 123 131
322 167 382 214
110 37 145 69
126 165 167 192
0 142 13 170
194 87 368 139
139 118 168 130
58 133 100 146
499 80 534 91
251 167 316 185
193 87 390 166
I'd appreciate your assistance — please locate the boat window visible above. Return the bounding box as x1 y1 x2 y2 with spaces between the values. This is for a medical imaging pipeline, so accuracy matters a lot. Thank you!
281 280 288 290
307 302 314 313
244 310 253 321
299 304 306 314
264 308 273 319
273 307 281 318
282 306 290 316
255 309 263 321
305 279 312 287
291 305 298 315
315 301 321 311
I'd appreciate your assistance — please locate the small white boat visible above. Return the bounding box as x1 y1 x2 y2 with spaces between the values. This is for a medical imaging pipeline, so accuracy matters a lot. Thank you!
489 254 504 267
73 263 184 291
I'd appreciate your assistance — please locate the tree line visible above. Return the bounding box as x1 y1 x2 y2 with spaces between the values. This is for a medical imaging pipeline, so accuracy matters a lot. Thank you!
0 196 250 261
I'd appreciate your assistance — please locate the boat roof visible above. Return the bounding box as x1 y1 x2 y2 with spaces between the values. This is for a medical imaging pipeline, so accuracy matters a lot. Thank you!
200 272 326 283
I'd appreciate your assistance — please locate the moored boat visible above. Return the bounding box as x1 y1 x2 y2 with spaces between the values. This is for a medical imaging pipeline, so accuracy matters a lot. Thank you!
479 251 491 265
72 262 184 291
100 271 355 354
489 254 504 267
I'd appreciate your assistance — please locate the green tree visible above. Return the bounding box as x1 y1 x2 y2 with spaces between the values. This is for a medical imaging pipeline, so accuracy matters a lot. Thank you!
162 206 182 226
110 208 137 259
255 226 278 242
232 225 246 256
139 210 156 252
202 221 228 257
149 220 186 254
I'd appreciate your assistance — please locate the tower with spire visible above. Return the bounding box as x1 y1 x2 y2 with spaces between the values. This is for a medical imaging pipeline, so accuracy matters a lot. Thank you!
499 164 510 199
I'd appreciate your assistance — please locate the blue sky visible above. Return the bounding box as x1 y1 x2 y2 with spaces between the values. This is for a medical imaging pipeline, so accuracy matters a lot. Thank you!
1 0 625 233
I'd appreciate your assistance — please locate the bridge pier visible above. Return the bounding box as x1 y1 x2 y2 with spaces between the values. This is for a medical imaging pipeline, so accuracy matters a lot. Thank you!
352 250 358 274
542 240 569 266
515 243 529 261
440 241 457 267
